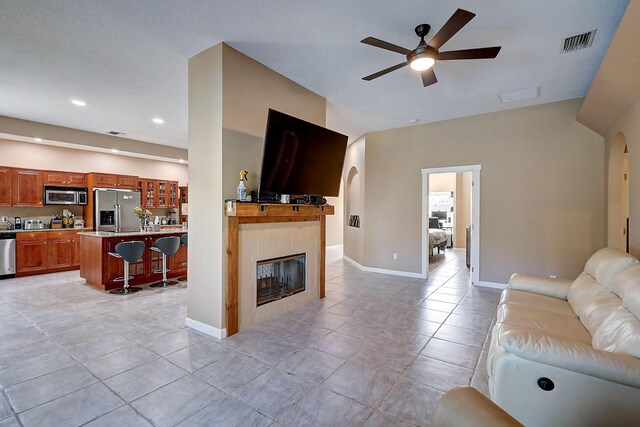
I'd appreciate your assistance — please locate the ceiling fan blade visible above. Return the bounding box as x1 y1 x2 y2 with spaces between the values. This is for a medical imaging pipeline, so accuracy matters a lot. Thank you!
361 37 412 55
429 8 476 50
362 62 408 81
421 68 437 87
438 46 502 60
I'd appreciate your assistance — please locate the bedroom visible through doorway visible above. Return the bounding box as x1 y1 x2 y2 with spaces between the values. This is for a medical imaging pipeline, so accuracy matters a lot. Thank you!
422 165 481 285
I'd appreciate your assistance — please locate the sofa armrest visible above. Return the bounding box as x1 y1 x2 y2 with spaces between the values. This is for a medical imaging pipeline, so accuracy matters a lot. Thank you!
508 273 572 300
500 329 640 388
432 387 523 427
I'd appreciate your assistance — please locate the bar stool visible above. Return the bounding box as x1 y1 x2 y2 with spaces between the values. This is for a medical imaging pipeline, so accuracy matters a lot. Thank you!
108 241 145 295
150 236 181 288
177 233 188 282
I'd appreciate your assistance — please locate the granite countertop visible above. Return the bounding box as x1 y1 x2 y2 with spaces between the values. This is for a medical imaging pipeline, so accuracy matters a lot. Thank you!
0 227 93 234
78 228 188 238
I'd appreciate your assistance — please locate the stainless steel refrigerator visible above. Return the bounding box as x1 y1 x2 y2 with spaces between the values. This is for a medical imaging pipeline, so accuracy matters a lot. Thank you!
95 189 142 232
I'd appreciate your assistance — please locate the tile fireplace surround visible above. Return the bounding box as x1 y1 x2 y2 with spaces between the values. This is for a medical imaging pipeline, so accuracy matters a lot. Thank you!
239 221 320 329
225 202 334 336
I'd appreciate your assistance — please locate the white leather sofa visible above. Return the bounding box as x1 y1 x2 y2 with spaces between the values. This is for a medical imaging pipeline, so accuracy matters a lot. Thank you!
487 248 640 426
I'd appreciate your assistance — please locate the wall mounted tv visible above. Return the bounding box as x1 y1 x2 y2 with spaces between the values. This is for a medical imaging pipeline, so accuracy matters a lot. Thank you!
259 109 348 197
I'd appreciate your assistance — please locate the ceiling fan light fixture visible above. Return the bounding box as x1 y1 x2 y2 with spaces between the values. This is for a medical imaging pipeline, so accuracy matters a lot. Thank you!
410 56 435 71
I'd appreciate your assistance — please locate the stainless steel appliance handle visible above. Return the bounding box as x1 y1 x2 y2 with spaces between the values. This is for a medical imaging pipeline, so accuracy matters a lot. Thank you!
114 204 120 232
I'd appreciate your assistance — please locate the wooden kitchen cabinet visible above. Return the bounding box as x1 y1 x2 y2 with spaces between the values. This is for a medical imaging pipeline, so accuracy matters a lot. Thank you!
16 233 48 275
157 180 168 207
117 175 138 190
168 181 179 208
43 171 86 187
89 173 119 188
47 239 73 269
16 231 81 276
13 169 43 207
141 179 158 208
0 167 13 206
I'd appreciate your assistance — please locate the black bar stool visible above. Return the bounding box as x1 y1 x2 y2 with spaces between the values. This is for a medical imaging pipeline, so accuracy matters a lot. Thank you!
108 241 145 295
150 236 181 288
177 233 188 282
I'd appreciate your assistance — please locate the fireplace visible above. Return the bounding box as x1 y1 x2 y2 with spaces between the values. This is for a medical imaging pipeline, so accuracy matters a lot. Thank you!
256 253 306 306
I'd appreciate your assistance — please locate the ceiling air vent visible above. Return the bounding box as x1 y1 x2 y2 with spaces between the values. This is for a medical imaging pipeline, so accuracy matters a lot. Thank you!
561 29 596 53
106 131 125 136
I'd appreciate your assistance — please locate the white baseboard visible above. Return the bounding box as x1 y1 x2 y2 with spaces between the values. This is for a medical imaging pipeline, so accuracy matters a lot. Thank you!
343 255 426 279
185 317 227 339
326 244 343 265
476 281 507 290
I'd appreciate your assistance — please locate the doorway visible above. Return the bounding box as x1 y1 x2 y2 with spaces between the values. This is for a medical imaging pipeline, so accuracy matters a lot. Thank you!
608 133 629 252
421 165 480 285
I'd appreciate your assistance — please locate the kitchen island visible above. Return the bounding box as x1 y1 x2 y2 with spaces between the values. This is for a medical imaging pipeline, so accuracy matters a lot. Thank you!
79 228 187 291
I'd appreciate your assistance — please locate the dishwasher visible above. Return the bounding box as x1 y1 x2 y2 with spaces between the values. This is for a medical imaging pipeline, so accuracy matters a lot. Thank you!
0 233 16 279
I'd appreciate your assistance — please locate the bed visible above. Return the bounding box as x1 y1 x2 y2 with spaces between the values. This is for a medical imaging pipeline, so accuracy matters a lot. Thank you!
429 228 448 258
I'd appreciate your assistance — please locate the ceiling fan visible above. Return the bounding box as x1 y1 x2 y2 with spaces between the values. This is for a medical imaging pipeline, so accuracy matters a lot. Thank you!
361 8 501 87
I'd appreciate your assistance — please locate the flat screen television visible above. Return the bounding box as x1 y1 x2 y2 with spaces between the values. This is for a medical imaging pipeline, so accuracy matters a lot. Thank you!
259 109 348 197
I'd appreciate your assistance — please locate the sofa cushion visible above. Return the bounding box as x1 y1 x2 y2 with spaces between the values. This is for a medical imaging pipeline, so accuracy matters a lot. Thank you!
499 289 575 316
583 248 638 289
609 264 640 318
496 303 592 344
568 272 613 320
592 307 640 357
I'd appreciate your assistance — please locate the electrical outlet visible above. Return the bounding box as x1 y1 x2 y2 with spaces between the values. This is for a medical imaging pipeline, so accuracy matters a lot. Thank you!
393 253 398 260
549 275 557 279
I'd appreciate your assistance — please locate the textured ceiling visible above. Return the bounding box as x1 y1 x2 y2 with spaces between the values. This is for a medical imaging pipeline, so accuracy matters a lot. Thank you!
0 0 629 148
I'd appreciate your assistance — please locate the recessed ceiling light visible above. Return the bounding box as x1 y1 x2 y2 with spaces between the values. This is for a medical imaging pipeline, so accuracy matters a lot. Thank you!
152 117 164 124
34 137 43 142
178 159 184 163
111 149 119 153
71 99 86 107
409 119 420 124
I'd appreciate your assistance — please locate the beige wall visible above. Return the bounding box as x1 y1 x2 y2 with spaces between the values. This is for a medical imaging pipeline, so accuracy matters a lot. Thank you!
343 137 366 264
187 44 225 333
363 99 604 283
0 138 187 184
604 100 640 255
454 172 472 249
187 43 328 333
429 173 456 193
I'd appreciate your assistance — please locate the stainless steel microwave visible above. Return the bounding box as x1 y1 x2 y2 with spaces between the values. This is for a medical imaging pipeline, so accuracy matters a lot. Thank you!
44 187 88 205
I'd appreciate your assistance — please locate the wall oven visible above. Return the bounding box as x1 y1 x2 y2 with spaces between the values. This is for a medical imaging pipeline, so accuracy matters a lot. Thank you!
44 187 88 205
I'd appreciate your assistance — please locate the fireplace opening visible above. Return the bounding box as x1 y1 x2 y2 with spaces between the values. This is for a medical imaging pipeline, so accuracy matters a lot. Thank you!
257 253 306 306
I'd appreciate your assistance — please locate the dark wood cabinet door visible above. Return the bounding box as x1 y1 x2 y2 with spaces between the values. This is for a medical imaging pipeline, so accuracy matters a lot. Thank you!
117 175 137 190
66 173 86 187
16 241 48 273
43 171 66 186
72 238 81 267
142 180 158 208
156 180 168 208
13 169 43 207
0 167 12 206
167 182 179 208
93 173 119 188
170 245 188 273
47 240 73 269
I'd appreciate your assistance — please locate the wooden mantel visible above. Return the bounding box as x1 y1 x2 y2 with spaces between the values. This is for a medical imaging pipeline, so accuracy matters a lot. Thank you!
225 201 334 336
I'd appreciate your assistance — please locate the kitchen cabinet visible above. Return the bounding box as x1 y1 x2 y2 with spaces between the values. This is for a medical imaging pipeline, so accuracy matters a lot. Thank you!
90 173 119 188
140 179 158 208
117 175 137 190
16 231 81 276
168 182 179 208
0 167 13 206
16 233 48 275
43 171 86 187
157 181 168 208
13 169 43 207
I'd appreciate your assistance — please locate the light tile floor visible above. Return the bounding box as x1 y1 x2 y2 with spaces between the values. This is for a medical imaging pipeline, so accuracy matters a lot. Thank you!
0 249 500 427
